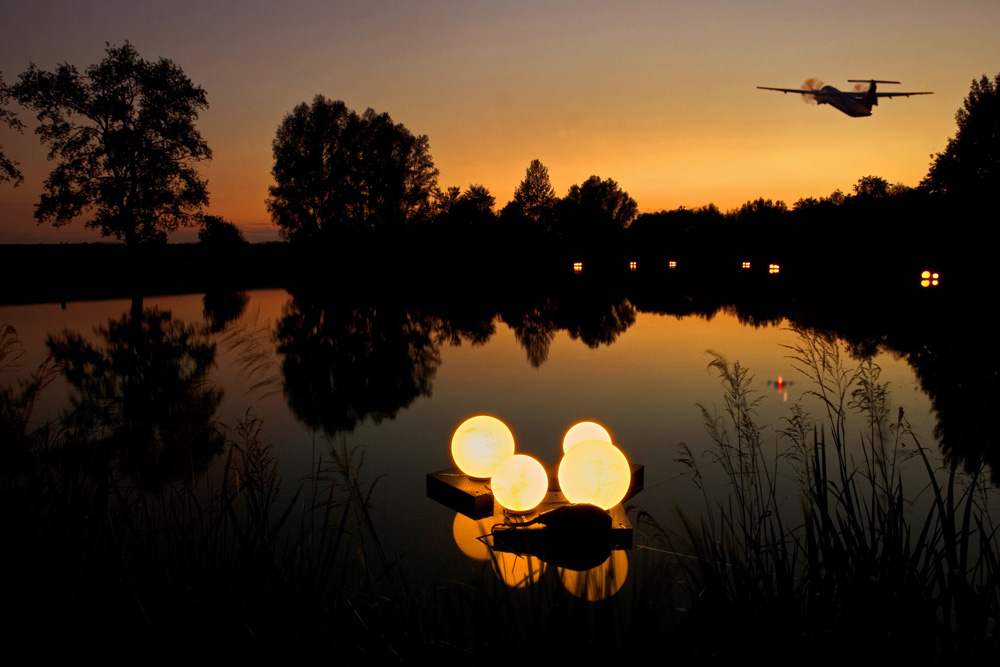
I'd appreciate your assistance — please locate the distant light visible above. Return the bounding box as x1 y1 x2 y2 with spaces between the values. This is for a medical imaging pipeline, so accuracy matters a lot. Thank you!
451 415 515 479
628 261 637 271
573 261 583 273
491 454 548 513
742 261 751 269
668 260 677 269
769 263 780 274
557 439 631 510
920 270 940 287
562 421 612 453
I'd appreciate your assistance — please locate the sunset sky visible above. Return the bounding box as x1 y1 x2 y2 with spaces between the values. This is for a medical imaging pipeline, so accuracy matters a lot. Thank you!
1 0 996 243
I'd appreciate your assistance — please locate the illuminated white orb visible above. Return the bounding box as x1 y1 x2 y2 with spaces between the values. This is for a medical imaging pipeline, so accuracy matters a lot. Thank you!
451 415 515 479
562 421 612 453
557 439 631 510
491 454 548 513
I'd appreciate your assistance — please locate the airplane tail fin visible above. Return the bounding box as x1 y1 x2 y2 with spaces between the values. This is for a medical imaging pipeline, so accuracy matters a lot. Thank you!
848 79 901 110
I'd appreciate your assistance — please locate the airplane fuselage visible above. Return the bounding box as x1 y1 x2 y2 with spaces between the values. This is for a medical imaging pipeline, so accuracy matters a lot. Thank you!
813 86 872 117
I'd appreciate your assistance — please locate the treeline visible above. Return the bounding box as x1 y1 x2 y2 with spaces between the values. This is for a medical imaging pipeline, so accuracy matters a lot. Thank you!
1 44 997 283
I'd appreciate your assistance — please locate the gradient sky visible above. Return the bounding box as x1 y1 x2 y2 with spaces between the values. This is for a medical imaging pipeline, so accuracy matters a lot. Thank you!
1 0 996 243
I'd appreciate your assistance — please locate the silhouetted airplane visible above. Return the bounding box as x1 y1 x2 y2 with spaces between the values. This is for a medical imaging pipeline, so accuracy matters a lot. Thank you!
757 79 932 117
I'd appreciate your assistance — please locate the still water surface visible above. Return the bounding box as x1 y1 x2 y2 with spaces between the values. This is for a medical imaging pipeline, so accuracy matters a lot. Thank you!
1 288 941 590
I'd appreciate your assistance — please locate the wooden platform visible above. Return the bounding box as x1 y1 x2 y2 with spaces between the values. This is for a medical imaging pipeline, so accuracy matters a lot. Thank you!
426 463 644 520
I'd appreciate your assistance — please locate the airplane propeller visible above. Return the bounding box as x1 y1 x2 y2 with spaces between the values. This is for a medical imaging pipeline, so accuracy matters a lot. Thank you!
801 78 823 104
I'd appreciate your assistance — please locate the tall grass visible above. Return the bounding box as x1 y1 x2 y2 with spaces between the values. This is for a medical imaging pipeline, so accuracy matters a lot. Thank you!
670 328 1000 663
3 405 411 657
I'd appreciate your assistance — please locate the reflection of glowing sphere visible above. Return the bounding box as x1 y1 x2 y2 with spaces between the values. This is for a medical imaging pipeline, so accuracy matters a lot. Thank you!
562 421 612 453
451 415 515 478
559 551 629 601
451 513 494 561
557 439 631 510
493 551 545 588
491 454 548 513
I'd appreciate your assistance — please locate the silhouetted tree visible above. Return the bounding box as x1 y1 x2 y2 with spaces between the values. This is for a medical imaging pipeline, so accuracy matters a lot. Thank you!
731 197 787 223
562 175 638 230
628 204 724 258
12 43 211 244
512 159 557 225
826 189 846 205
852 175 890 200
0 73 23 185
267 95 439 243
441 184 496 228
433 186 462 218
923 72 1000 200
198 214 246 246
793 196 822 210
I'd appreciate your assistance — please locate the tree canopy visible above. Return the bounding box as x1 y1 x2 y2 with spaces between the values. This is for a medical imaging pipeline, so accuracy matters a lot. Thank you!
12 43 212 244
0 73 24 186
267 95 439 243
559 175 638 235
198 214 246 246
923 72 1000 199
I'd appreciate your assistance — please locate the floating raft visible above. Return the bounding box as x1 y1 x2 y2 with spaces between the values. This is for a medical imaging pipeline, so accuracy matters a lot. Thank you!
426 463 644 553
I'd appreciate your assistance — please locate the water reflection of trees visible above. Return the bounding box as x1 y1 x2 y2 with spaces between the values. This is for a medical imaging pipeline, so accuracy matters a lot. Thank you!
275 294 443 435
275 285 642 432
47 308 223 486
503 298 558 368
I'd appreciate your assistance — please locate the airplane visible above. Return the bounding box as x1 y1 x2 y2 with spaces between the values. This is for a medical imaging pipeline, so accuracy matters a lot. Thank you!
757 79 933 117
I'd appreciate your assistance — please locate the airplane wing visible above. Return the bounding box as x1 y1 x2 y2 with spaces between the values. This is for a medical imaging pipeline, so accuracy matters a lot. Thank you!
874 92 933 98
757 86 820 95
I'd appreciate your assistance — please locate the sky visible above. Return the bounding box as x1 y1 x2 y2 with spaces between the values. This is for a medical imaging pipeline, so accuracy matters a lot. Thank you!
0 0 996 243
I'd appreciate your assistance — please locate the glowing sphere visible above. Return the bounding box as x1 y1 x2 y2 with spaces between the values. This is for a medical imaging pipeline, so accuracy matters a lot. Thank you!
562 421 612 453
491 454 548 513
451 513 493 561
451 415 515 479
557 439 631 510
559 551 629 601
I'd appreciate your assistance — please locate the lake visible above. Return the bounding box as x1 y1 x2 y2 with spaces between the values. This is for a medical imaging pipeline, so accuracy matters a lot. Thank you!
1 285 944 592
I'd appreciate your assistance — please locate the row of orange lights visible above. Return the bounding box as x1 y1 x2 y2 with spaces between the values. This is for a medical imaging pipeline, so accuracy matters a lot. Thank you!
573 260 783 272
921 270 940 287
450 416 631 513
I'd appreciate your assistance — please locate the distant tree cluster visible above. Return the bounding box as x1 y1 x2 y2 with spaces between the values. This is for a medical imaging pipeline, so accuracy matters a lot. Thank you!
266 95 439 243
